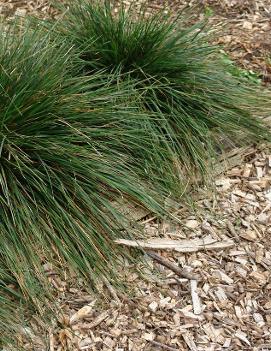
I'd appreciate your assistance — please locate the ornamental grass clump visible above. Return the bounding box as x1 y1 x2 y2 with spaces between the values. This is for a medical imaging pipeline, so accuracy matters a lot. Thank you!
47 0 271 175
0 23 184 344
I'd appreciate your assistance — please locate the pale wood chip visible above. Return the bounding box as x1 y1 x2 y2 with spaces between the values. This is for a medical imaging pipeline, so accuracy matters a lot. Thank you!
185 219 200 229
70 300 96 324
213 270 233 284
79 337 93 350
253 312 265 327
222 338 231 348
190 280 202 315
148 301 158 313
234 330 251 346
182 332 198 351
214 287 228 302
103 336 115 348
256 166 264 178
180 306 204 321
233 189 256 200
240 229 257 241
242 163 252 178
142 332 155 341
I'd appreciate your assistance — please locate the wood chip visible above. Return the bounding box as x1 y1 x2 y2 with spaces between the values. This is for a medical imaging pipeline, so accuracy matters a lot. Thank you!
182 332 198 351
235 330 251 346
185 219 199 229
213 270 233 284
240 230 257 241
143 332 155 341
148 301 158 313
190 280 202 315
70 300 96 324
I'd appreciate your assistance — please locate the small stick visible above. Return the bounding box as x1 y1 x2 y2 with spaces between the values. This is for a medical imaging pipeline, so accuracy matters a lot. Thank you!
80 311 109 330
227 221 240 242
141 215 157 225
149 340 179 351
102 277 121 304
147 251 199 281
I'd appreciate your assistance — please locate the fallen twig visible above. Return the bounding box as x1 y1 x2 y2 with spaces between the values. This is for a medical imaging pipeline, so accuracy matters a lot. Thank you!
115 235 234 252
147 251 199 280
102 276 121 304
79 311 110 330
149 340 179 351
227 221 240 242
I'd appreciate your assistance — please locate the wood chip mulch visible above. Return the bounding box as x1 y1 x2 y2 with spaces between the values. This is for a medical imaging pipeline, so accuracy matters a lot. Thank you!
18 145 271 351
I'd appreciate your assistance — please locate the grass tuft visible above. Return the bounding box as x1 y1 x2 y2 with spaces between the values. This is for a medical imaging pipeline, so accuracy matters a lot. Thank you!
47 0 271 176
0 22 181 345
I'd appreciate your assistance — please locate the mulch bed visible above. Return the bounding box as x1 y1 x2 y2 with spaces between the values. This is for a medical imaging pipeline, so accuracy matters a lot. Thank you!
20 144 271 351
